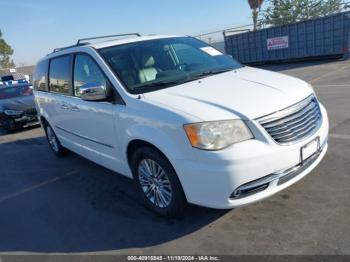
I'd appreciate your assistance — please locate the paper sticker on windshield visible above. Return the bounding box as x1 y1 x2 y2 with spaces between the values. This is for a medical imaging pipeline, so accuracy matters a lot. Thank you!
200 47 223 56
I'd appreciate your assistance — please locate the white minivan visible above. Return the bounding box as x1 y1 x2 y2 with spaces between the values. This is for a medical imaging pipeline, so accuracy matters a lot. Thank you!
33 34 329 216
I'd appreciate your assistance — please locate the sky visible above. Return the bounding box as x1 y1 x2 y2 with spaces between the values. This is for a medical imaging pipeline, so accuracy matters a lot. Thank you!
0 0 266 66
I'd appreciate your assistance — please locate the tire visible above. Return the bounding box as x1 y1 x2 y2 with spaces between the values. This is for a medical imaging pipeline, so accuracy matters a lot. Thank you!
130 146 187 217
3 119 17 133
44 124 68 157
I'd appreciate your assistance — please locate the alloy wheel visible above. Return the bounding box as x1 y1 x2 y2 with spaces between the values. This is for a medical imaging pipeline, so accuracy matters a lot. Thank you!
47 126 59 152
138 158 173 208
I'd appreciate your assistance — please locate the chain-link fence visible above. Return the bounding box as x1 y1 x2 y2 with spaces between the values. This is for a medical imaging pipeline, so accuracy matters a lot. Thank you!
195 23 257 53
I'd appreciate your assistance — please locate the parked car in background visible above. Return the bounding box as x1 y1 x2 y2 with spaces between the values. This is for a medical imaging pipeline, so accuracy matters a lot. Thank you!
33 34 329 217
0 83 38 132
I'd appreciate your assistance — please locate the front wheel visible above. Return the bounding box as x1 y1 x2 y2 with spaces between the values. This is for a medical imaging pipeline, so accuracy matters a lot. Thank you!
3 119 18 133
131 147 187 217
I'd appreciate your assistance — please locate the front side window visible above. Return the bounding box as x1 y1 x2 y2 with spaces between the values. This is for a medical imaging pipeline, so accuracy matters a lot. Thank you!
49 55 71 94
73 54 109 97
99 37 242 94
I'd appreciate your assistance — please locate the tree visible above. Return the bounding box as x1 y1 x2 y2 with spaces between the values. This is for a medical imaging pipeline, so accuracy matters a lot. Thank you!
261 0 344 27
0 30 15 69
248 0 265 30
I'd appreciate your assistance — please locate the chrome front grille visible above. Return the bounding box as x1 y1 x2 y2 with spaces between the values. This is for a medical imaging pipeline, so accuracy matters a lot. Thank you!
258 95 322 145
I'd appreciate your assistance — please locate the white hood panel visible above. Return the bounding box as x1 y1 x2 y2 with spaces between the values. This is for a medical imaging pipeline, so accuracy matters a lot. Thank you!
144 67 313 121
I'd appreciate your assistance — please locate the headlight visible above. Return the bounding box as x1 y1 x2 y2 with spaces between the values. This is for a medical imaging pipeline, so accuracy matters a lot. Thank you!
4 109 24 116
184 120 253 150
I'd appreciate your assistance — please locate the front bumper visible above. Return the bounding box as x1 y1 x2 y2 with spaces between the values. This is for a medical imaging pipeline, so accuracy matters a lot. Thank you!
13 114 39 125
0 115 39 130
172 104 329 209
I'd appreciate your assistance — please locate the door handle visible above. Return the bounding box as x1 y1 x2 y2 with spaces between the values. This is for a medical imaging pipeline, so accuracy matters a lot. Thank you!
70 106 80 112
61 104 69 110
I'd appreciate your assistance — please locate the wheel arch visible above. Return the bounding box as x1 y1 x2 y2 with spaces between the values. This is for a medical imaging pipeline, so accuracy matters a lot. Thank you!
40 115 49 128
126 139 188 203
126 139 171 171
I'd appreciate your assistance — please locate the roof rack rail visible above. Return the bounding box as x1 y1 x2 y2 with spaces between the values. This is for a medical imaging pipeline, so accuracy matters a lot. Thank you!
77 33 141 44
51 33 141 54
53 42 89 53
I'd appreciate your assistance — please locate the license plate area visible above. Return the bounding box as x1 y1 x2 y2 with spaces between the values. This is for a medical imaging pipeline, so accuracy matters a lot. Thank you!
301 137 320 163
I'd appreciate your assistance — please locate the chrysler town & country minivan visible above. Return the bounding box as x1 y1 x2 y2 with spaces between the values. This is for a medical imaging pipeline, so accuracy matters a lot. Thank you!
33 34 329 216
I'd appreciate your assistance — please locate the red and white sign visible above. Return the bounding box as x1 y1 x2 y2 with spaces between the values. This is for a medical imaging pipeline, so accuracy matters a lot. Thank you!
267 36 289 50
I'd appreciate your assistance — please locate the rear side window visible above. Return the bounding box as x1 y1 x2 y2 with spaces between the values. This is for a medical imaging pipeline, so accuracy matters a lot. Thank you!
49 55 71 94
33 60 48 91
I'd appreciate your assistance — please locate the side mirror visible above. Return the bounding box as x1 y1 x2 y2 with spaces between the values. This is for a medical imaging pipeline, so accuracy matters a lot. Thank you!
79 82 107 101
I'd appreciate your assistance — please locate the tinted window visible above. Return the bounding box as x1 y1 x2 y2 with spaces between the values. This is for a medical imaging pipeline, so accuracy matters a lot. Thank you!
49 55 71 94
73 54 109 97
33 60 48 91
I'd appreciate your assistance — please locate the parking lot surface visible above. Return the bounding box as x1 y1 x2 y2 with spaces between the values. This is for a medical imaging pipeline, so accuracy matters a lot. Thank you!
0 59 349 255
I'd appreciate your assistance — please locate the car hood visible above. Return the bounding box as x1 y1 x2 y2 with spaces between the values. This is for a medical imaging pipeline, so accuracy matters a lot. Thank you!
0 95 35 111
143 66 314 121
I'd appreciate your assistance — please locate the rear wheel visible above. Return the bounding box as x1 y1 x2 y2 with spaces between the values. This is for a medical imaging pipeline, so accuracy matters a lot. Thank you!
45 124 68 157
131 147 187 217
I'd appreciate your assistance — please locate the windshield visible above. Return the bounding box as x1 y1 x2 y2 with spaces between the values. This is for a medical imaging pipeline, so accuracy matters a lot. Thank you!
99 37 242 94
0 85 33 100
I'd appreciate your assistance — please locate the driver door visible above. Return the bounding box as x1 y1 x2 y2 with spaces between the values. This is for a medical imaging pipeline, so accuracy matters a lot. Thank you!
62 53 119 171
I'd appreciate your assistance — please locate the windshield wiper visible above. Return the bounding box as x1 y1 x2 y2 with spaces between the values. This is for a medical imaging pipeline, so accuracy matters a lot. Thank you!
132 68 234 91
189 68 234 81
134 80 187 90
